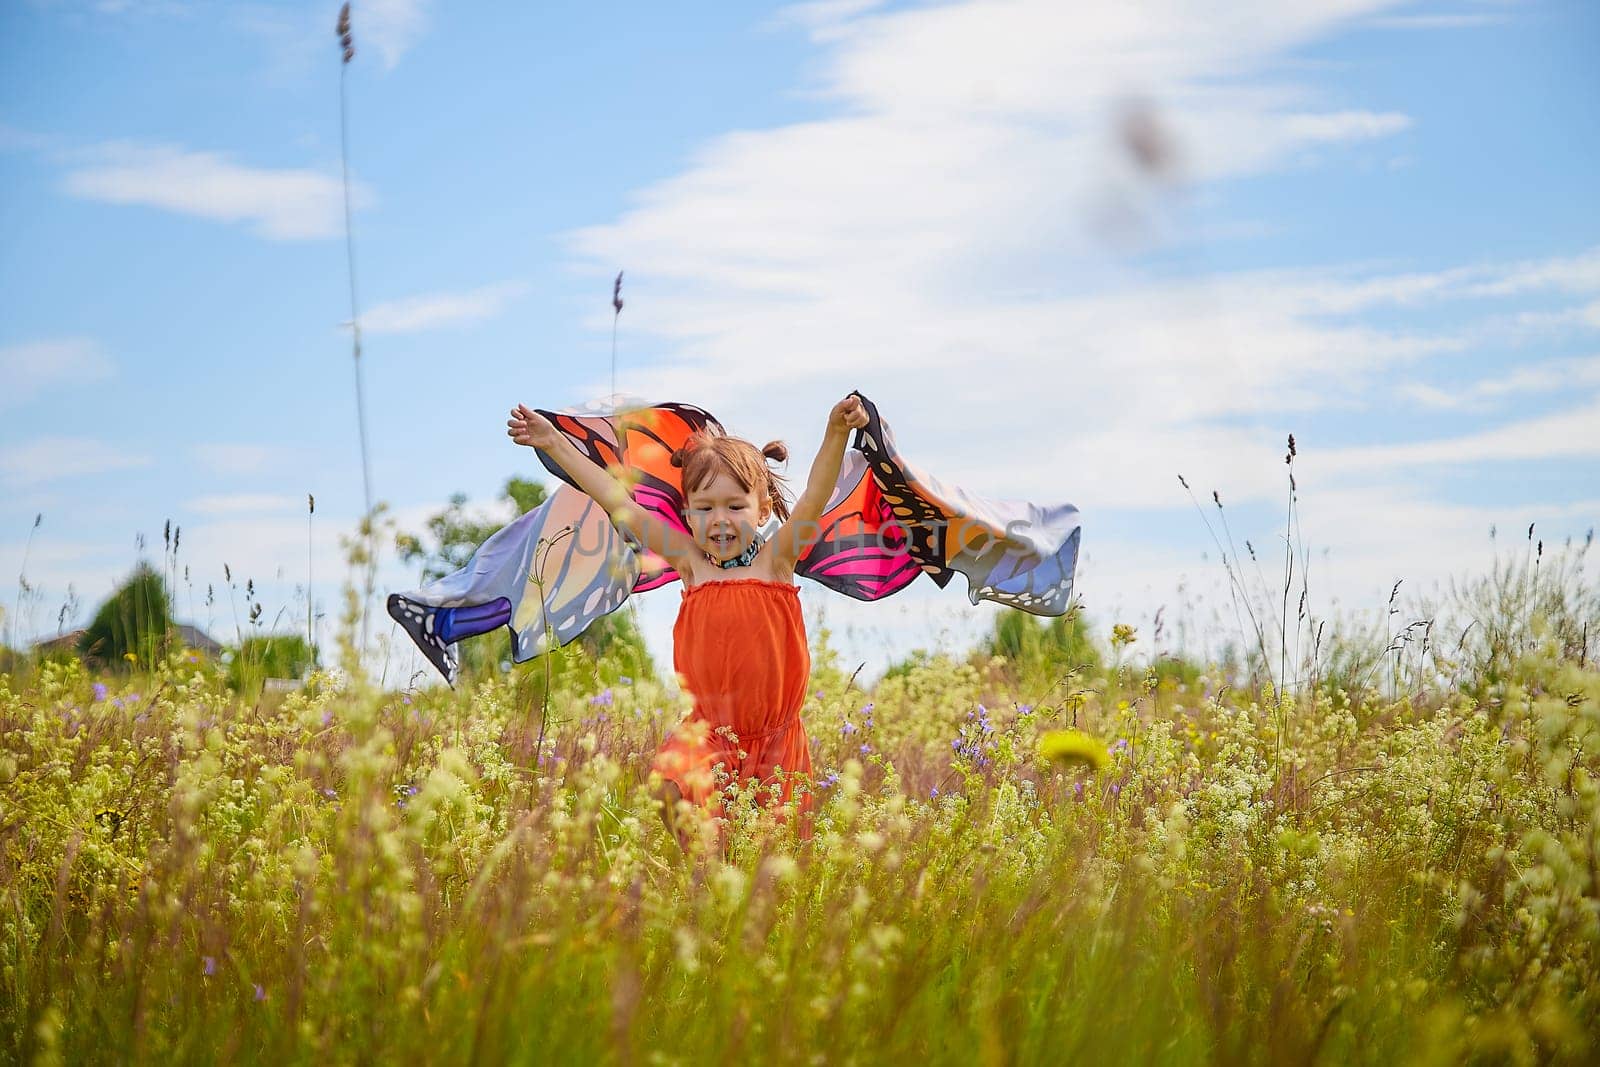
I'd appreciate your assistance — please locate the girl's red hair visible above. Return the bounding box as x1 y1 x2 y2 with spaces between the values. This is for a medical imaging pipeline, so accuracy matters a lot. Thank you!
670 429 791 521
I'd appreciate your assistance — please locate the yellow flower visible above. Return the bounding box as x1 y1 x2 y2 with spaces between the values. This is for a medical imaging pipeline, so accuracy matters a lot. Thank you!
1110 624 1137 648
1038 730 1109 773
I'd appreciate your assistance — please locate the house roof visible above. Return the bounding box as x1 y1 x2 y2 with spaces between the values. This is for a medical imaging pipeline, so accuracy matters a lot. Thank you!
31 623 223 656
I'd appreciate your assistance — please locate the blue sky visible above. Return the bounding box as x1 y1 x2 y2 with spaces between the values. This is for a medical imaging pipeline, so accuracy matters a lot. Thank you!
2 0 1597 682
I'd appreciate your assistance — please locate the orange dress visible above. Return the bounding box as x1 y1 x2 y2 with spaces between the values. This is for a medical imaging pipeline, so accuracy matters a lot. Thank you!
651 578 814 831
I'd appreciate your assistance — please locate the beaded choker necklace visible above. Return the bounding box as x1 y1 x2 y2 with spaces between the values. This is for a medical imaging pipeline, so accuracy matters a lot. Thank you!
706 534 764 570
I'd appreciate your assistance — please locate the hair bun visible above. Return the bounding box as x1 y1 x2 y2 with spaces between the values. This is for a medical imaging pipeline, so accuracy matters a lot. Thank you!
761 440 788 464
669 447 688 468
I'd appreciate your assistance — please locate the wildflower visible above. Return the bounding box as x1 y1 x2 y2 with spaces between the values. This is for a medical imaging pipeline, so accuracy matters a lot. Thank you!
590 688 614 707
92 683 107 702
1110 738 1130 754
1111 624 1137 649
254 984 266 1002
930 785 940 799
841 721 857 736
1038 730 1110 773
619 675 633 685
203 956 216 976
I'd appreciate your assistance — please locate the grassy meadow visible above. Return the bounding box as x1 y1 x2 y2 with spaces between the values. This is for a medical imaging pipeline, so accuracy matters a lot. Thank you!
2 539 1598 1065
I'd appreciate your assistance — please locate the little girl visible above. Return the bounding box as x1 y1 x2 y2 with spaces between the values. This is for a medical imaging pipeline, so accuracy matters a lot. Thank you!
506 394 870 849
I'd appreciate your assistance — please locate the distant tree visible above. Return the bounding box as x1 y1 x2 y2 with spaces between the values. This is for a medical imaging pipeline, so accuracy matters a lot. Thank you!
396 477 549 583
395 477 654 682
229 634 316 693
983 608 1103 689
80 564 174 668
879 648 937 685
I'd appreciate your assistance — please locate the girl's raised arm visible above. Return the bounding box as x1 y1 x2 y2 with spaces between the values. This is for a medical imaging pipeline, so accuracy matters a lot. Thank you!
771 394 869 571
507 404 701 574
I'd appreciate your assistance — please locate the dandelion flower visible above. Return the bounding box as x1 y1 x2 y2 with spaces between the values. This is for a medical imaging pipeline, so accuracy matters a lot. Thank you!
1038 729 1109 773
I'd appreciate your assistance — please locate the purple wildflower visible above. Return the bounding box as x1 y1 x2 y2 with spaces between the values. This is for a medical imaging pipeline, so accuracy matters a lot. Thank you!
92 682 108 702
930 785 940 799
254 984 266 1002
203 956 216 976
590 688 614 707
841 721 857 736
619 675 633 685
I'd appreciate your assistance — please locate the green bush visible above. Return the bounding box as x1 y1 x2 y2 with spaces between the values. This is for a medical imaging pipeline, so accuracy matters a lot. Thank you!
983 607 1103 691
78 564 172 669
227 634 316 693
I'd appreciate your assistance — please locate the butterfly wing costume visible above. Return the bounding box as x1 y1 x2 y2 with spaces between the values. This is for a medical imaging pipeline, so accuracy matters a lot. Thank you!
388 392 1080 685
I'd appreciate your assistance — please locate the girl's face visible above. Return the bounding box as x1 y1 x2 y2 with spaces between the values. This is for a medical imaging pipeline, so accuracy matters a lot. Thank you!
684 471 768 562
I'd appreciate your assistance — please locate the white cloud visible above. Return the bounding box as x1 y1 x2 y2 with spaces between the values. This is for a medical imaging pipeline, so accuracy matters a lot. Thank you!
0 436 151 488
1320 393 1600 472
61 142 371 240
1399 355 1600 412
1369 13 1507 30
1278 110 1413 143
0 338 113 408
357 0 431 70
1465 247 1600 299
362 281 530 335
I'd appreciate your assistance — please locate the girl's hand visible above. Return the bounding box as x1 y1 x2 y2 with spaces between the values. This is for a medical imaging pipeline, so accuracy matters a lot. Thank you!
828 394 868 434
507 404 560 449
